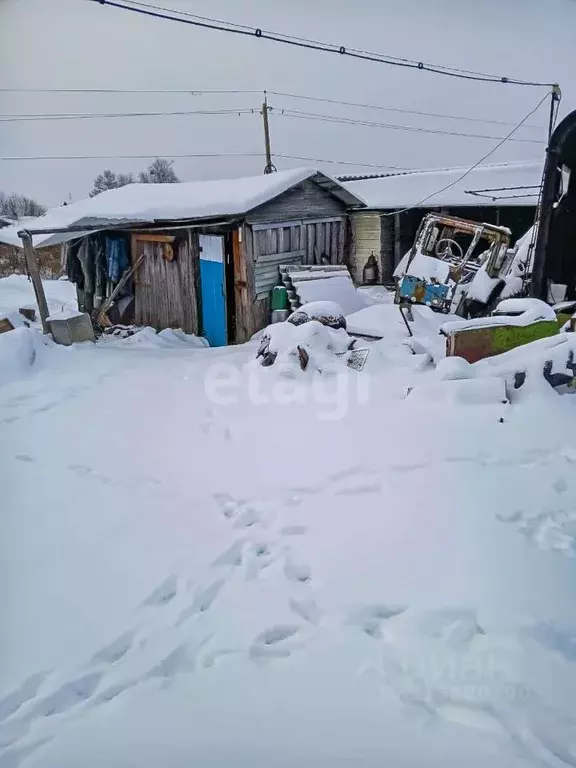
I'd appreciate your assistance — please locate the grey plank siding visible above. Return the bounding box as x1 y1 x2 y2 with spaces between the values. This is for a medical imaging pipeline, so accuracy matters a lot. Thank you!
134 234 198 334
243 177 349 333
245 179 346 225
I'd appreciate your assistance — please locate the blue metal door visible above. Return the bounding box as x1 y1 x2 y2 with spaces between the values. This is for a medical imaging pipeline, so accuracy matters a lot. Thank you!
199 235 227 347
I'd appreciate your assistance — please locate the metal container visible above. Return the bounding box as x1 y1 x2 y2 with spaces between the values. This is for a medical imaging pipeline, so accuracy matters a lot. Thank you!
271 309 290 324
48 312 95 346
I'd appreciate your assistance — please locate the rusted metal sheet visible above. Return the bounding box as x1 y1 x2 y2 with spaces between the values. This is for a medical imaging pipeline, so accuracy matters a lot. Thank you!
445 320 559 364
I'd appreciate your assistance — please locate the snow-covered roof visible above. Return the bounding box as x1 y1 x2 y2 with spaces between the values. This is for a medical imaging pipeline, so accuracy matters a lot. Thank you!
343 161 543 210
3 168 364 248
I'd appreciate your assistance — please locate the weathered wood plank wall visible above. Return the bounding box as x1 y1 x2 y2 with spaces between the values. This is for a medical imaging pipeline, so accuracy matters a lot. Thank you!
133 232 199 334
246 178 346 225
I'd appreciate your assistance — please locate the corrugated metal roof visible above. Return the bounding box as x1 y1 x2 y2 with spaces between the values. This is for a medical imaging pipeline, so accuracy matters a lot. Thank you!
342 161 543 209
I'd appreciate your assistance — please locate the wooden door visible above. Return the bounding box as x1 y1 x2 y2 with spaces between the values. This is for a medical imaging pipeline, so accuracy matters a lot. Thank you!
132 234 198 334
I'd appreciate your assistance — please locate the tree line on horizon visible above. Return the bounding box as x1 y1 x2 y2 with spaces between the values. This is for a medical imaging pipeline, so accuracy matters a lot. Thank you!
0 158 180 223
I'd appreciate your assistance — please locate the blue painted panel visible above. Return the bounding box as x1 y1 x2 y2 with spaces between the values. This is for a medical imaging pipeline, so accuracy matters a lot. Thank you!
200 256 226 347
398 276 450 310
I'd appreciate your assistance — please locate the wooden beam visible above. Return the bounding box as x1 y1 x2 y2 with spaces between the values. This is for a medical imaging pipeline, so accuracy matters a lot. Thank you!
20 231 50 334
133 234 175 244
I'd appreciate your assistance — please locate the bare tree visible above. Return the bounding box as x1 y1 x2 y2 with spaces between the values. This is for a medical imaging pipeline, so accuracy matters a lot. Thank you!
0 192 46 220
138 158 179 184
90 169 135 197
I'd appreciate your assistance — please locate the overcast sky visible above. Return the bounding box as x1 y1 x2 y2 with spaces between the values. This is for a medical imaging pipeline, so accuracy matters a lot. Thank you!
1 0 576 207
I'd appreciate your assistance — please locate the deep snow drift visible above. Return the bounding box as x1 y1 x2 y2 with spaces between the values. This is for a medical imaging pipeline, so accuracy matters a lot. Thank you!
1 277 576 768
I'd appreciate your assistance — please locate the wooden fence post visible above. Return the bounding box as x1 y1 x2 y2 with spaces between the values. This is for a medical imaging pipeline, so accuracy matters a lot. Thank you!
20 230 50 334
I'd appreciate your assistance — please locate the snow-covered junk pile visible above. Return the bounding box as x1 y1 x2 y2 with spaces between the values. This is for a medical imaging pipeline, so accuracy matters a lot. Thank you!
256 301 370 375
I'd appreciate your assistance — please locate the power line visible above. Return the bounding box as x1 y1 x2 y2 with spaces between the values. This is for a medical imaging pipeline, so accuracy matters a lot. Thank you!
0 150 407 170
0 103 545 144
0 152 264 161
0 108 257 123
272 108 546 145
268 90 545 131
382 90 552 216
0 85 547 131
0 87 259 94
274 154 409 171
88 0 558 88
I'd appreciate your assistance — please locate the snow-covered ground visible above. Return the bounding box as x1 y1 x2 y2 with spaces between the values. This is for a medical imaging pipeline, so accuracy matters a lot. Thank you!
2 277 576 768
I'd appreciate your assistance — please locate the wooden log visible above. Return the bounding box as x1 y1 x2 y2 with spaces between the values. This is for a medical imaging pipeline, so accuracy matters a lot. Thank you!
0 317 15 334
20 231 49 333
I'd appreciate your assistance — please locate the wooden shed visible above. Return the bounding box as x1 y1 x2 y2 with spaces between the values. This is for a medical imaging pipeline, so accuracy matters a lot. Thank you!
341 162 540 284
19 169 364 345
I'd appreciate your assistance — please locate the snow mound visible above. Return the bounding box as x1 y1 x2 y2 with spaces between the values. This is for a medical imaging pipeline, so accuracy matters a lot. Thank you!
108 327 208 349
434 356 476 381
289 301 346 329
0 275 77 323
357 286 393 305
495 298 556 319
407 376 509 406
256 320 353 376
294 276 367 315
406 253 451 283
0 327 46 385
466 265 502 303
441 299 556 335
346 304 397 338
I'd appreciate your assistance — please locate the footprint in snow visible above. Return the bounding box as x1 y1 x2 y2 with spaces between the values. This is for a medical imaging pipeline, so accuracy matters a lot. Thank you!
233 506 262 529
141 575 178 607
328 464 365 482
0 672 48 723
335 483 382 496
29 672 102 718
284 558 312 584
289 598 322 625
416 608 485 647
349 604 407 639
553 478 568 494
90 630 135 666
201 648 239 669
177 579 225 625
32 401 61 415
89 678 137 707
148 635 212 681
249 625 300 661
287 484 323 496
213 493 242 519
390 462 429 473
212 540 245 568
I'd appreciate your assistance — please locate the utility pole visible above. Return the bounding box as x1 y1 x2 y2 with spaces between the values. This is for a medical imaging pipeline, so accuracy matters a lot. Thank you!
261 91 277 175
548 84 562 141
530 84 562 299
